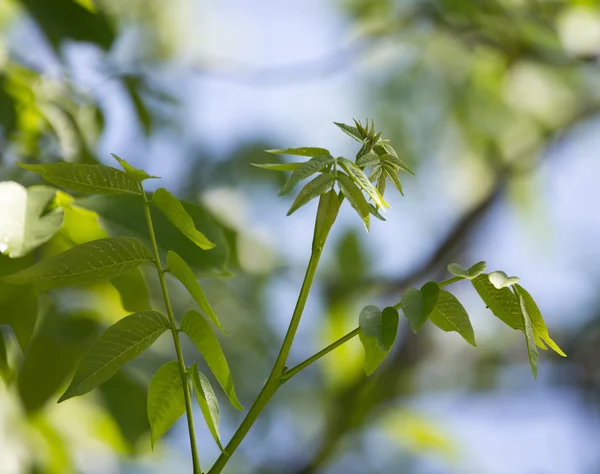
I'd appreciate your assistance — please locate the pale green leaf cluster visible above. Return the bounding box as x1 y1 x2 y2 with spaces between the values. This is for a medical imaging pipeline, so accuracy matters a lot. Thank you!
252 120 413 230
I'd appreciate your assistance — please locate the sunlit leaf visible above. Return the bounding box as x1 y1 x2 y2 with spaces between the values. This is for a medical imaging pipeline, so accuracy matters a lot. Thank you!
287 173 334 216
380 153 414 175
78 195 228 275
338 157 389 209
266 147 330 157
2 237 154 290
383 163 404 196
401 282 440 333
334 122 363 142
313 189 342 252
181 310 242 410
488 271 520 289
152 188 216 250
147 361 186 447
447 261 486 280
369 165 383 182
279 155 335 196
356 149 380 167
336 173 370 231
18 162 140 195
515 287 539 378
190 362 224 451
59 311 170 401
111 153 158 181
358 305 398 375
428 290 476 346
167 251 228 335
514 284 565 357
0 183 64 258
251 163 302 171
471 274 522 330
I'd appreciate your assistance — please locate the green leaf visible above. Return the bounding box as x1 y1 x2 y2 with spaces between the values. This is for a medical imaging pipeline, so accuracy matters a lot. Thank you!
251 163 301 171
166 251 228 335
488 271 520 289
333 122 363 142
369 165 383 182
358 305 398 375
369 204 386 222
2 237 154 290
59 311 170 402
279 155 335 196
447 261 487 280
0 281 38 351
287 173 334 216
181 310 243 410
147 361 186 448
471 274 522 330
111 153 159 181
428 290 476 346
359 305 399 351
336 173 370 231
515 288 539 378
380 154 415 175
17 162 140 195
338 157 389 209
514 284 565 357
0 183 64 258
190 362 224 452
312 189 342 252
356 149 380 167
17 312 98 413
266 147 331 157
382 163 404 196
77 195 228 276
401 282 440 333
152 188 216 250
377 173 386 197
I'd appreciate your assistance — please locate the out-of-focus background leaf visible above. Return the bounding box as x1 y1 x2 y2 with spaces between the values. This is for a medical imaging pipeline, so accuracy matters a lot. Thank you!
1 0 600 473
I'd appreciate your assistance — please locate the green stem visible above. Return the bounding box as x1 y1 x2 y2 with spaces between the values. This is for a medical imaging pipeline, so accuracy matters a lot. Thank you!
140 187 201 474
280 328 361 383
208 237 325 474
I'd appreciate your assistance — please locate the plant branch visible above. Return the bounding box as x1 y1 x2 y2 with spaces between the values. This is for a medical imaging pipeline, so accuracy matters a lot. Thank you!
140 186 201 474
281 328 361 384
208 226 327 474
